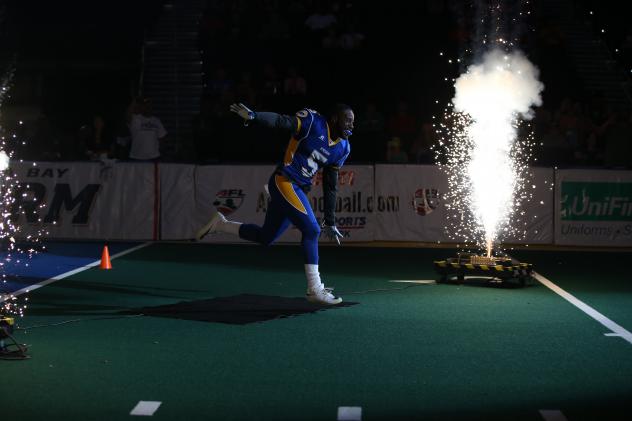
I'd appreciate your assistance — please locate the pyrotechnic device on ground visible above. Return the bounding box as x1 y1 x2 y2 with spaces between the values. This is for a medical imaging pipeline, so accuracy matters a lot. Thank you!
433 252 533 287
0 315 29 360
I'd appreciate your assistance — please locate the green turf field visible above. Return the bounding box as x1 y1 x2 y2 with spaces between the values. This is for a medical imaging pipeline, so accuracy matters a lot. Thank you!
3 244 632 420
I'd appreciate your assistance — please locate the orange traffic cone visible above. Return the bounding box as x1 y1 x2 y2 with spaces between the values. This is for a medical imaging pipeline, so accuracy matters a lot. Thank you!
100 245 112 270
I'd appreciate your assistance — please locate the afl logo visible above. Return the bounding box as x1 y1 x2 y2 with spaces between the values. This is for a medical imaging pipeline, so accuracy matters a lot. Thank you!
213 189 245 216
412 188 440 216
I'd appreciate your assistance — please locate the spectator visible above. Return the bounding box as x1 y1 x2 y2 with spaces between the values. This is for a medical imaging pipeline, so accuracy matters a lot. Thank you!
192 97 218 163
29 113 61 161
598 108 632 168
304 5 337 32
386 137 408 163
283 66 307 96
127 97 167 162
206 67 233 99
355 101 386 161
356 101 385 134
113 113 132 160
409 122 436 164
388 100 417 144
259 63 282 108
322 27 340 49
533 107 553 140
283 66 307 110
337 0 356 27
79 115 112 161
339 22 365 50
555 98 580 150
235 70 258 107
539 123 572 166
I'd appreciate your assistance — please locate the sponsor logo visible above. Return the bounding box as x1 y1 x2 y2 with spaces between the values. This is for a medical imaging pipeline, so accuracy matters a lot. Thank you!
13 167 100 225
560 223 632 240
213 189 245 216
26 167 70 178
313 170 355 186
412 188 440 216
311 192 367 214
12 183 100 225
317 216 367 240
309 192 399 214
561 182 632 221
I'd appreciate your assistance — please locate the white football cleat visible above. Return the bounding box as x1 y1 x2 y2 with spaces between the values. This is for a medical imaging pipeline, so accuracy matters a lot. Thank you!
306 286 342 305
196 211 226 240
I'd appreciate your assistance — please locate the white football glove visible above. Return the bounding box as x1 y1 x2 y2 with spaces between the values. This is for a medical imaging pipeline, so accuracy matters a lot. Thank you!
321 221 343 245
229 103 255 123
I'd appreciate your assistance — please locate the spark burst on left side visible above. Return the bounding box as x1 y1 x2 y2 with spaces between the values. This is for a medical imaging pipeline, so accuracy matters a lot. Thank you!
0 66 47 318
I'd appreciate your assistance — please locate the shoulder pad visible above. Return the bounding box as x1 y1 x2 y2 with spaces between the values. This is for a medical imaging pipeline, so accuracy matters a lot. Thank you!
296 108 318 118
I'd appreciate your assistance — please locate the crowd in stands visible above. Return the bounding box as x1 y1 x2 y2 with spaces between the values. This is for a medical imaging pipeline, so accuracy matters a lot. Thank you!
189 0 632 168
192 0 370 163
3 0 631 168
532 97 632 168
527 1 632 169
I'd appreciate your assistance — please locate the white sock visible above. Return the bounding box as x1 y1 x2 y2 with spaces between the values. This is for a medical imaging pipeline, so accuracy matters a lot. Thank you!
305 264 323 292
217 219 242 236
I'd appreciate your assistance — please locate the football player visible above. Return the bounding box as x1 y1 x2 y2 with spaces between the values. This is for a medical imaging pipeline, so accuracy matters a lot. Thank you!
196 103 354 305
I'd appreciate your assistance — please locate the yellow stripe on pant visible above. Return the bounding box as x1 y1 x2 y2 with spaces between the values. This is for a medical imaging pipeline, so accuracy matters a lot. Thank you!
275 174 308 215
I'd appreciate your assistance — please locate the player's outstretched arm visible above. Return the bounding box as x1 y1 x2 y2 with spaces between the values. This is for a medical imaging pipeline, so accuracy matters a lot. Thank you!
229 103 298 132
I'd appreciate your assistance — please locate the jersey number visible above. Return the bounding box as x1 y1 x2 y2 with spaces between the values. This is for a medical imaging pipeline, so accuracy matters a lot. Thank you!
302 150 328 178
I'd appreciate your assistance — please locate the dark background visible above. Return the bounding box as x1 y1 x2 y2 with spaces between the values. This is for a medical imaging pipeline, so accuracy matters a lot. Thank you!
0 0 630 166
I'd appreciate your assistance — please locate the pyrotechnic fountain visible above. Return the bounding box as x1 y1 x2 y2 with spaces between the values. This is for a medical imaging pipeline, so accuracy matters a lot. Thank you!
433 2 543 284
447 48 543 257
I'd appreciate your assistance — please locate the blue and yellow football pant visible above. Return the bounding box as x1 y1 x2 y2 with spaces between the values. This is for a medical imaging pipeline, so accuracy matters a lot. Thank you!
239 173 320 264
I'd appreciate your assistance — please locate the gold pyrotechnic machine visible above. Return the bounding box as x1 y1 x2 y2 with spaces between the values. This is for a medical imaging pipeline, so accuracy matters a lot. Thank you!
433 252 533 287
1 314 29 360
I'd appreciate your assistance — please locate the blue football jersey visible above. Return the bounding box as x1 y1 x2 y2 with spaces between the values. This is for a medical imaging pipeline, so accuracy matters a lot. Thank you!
279 109 351 186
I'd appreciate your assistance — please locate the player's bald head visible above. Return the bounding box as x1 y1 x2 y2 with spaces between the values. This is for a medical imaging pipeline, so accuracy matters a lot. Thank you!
329 103 352 118
328 103 354 139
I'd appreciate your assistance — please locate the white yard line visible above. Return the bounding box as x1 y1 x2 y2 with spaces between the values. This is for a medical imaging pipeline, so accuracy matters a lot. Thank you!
337 407 362 421
539 409 568 421
389 280 436 284
130 401 162 416
1 242 152 302
534 271 632 345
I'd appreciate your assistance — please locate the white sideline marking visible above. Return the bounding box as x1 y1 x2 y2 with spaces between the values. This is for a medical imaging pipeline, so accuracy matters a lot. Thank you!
0 242 152 302
539 409 567 421
389 280 436 284
130 401 162 416
337 406 362 421
534 272 632 345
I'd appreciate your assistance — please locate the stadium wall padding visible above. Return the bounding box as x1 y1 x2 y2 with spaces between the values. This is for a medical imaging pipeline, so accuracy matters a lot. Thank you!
12 162 155 240
12 162 632 246
554 169 632 246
